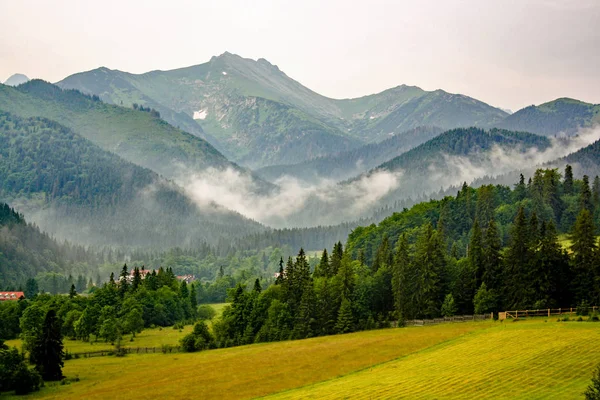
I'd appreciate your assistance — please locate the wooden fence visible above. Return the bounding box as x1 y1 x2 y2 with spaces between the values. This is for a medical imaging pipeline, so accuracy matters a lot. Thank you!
404 313 492 327
499 306 598 320
70 346 182 359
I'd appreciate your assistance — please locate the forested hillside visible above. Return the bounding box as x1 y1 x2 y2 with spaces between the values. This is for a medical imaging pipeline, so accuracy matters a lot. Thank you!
0 203 100 287
0 111 264 248
494 98 600 136
207 166 600 349
0 80 264 185
257 126 443 182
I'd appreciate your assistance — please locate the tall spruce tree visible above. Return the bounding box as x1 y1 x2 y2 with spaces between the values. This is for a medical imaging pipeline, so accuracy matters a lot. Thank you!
314 249 330 278
413 223 446 318
503 207 533 309
392 234 412 319
330 242 344 276
468 219 484 289
31 309 64 381
482 219 502 291
570 209 598 304
564 165 574 195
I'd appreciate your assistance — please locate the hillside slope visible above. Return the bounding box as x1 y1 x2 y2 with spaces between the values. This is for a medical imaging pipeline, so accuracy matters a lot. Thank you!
0 111 263 248
494 98 600 136
257 126 443 182
0 80 264 185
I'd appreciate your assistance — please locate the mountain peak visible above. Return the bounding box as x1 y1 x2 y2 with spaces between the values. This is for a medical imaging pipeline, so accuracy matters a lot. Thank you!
3 73 29 87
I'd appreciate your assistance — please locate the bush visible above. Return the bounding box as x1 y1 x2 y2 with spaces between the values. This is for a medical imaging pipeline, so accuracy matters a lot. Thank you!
180 321 215 352
12 364 42 395
585 364 600 399
197 305 216 321
577 301 590 316
589 313 599 322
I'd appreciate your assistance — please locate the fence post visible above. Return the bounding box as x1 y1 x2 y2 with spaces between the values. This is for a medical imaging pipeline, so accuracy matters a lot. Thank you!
548 308 550 317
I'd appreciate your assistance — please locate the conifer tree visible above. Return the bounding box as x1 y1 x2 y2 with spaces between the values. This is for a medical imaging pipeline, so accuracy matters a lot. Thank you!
275 257 285 285
468 219 484 288
392 234 411 319
118 264 129 298
564 165 574 195
131 267 142 292
571 209 598 304
335 297 354 334
581 175 594 214
293 279 315 339
68 284 77 298
513 173 527 201
482 219 502 291
503 207 533 309
330 242 343 275
253 278 262 293
413 223 447 317
31 309 64 381
314 249 330 278
189 283 198 317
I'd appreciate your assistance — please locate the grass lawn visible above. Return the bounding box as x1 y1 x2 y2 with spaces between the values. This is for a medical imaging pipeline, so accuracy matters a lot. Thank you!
8 322 487 399
270 319 600 399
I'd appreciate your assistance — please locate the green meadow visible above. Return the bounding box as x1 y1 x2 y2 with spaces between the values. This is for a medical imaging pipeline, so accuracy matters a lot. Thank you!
7 318 600 399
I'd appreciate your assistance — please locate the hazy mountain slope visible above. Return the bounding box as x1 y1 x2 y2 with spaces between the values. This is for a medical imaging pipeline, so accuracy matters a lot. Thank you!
3 73 29 86
494 98 600 136
559 139 600 176
0 203 103 287
358 90 508 142
257 126 444 182
57 52 509 166
0 80 261 184
0 111 264 248
58 53 360 167
194 94 361 168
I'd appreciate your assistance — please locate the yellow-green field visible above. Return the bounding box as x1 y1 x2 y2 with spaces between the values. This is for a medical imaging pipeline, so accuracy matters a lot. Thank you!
270 320 600 399
6 319 600 399
11 322 485 399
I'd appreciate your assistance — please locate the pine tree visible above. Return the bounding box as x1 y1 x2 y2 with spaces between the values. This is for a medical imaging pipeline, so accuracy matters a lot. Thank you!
118 264 129 298
413 223 447 318
581 175 594 214
292 279 315 339
468 219 484 289
189 283 198 318
482 219 502 291
314 249 330 278
68 284 77 298
131 267 142 292
392 234 411 319
31 309 64 381
513 173 527 201
335 297 354 334
571 209 598 304
564 165 574 195
253 278 262 293
330 242 343 275
275 258 285 285
503 207 533 309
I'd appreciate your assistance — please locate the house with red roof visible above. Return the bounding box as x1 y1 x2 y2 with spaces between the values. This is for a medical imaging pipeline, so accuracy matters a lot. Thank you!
0 292 25 301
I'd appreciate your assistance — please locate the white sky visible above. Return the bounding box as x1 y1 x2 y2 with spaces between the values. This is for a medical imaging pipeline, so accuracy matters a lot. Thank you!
1 0 599 110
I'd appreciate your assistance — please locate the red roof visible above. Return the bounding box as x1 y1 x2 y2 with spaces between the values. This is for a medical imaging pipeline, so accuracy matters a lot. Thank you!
0 292 25 301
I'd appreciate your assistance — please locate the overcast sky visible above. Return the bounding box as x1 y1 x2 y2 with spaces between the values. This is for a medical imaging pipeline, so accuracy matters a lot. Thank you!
1 0 599 110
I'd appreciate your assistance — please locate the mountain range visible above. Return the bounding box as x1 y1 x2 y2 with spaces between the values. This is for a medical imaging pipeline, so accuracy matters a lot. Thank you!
57 52 512 169
0 52 599 246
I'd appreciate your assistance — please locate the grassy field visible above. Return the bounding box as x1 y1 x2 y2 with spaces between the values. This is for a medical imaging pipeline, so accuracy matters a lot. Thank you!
9 322 486 399
5 319 599 399
4 303 227 353
270 320 600 399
